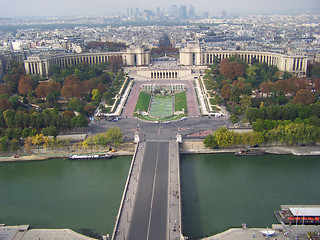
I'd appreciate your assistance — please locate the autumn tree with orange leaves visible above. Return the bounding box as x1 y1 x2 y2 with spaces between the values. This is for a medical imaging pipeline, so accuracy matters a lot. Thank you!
292 89 316 105
18 75 34 96
219 57 247 80
36 81 61 99
61 75 84 99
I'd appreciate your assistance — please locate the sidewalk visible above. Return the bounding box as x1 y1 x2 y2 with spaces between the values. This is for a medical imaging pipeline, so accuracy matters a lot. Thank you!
180 141 320 156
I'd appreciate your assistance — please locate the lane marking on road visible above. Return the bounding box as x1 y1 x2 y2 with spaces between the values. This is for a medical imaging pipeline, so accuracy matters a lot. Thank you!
146 142 160 240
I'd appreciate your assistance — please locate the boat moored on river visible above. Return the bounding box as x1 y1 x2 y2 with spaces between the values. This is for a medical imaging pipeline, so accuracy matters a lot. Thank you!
275 205 320 225
68 154 112 160
235 148 266 156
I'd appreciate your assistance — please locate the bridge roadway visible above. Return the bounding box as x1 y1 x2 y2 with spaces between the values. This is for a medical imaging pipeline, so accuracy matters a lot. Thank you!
112 140 183 240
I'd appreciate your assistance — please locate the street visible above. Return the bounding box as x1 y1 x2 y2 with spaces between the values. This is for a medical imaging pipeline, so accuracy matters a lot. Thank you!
87 116 230 142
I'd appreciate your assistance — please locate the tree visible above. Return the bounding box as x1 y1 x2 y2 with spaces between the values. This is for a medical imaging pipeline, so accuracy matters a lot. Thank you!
293 89 316 105
68 98 85 112
83 105 96 117
311 66 320 78
71 114 88 128
237 131 264 145
3 109 16 128
204 134 218 148
220 84 231 100
230 85 241 103
41 126 59 138
105 127 123 146
246 65 259 83
18 75 34 96
260 82 273 98
230 114 239 125
61 75 84 99
10 139 20 151
35 81 61 99
35 82 47 98
219 58 246 79
313 78 320 91
0 99 12 111
0 84 13 95
245 108 262 123
93 133 110 146
32 134 44 152
0 137 9 152
91 89 101 101
274 80 288 95
213 127 236 148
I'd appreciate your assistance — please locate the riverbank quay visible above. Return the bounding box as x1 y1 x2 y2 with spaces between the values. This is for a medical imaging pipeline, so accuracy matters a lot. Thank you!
201 225 320 240
180 140 320 156
0 143 136 162
0 225 97 240
1 140 319 163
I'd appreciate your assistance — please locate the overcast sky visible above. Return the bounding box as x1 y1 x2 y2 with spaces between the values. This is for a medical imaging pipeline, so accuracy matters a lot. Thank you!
0 0 319 18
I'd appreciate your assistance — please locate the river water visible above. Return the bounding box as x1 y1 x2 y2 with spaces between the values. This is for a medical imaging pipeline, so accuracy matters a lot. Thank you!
180 153 320 239
0 154 319 239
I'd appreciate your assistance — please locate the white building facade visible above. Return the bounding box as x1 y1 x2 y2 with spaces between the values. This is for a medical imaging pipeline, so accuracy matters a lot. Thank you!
24 45 150 78
179 44 308 77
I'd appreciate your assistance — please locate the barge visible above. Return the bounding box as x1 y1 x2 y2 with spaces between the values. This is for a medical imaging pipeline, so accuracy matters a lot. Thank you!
68 154 112 160
275 205 320 225
235 148 266 156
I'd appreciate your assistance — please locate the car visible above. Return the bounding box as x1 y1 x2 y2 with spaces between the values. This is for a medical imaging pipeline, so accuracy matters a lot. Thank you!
180 117 187 121
164 121 171 124
154 121 159 124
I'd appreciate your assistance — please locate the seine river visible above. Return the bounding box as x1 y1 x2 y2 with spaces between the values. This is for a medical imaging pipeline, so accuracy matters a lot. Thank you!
0 154 319 239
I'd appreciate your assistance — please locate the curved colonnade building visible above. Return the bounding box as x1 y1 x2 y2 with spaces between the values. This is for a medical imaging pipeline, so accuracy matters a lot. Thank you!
179 44 307 77
24 46 150 78
24 44 307 78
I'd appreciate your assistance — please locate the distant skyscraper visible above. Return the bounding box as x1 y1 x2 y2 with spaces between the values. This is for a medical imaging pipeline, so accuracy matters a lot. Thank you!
171 5 178 18
134 8 139 19
156 7 161 17
189 5 195 18
179 5 187 19
222 10 227 18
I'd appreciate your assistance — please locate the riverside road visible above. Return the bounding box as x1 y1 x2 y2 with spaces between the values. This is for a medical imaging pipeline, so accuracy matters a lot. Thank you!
87 116 230 141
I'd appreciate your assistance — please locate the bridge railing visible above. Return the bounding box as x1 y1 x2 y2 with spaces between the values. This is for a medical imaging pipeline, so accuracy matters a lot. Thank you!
111 142 140 240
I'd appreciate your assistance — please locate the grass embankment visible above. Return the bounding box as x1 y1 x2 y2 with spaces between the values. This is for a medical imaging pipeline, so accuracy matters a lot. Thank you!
134 92 151 112
175 91 188 113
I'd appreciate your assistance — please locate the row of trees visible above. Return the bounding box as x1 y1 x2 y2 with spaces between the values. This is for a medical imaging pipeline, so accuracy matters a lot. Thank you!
252 117 320 132
204 122 320 148
204 127 264 148
0 109 88 130
0 127 123 153
85 41 127 52
245 102 320 123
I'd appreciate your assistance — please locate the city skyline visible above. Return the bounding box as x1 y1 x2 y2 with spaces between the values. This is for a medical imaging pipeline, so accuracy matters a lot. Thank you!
0 0 319 18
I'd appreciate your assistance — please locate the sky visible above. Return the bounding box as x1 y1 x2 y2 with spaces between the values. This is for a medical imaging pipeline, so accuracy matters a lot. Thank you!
0 0 319 18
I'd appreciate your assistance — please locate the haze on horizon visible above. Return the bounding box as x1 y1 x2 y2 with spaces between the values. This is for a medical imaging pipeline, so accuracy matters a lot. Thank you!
0 0 319 18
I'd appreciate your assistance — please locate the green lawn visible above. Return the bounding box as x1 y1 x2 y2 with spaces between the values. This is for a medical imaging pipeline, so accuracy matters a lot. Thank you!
175 91 188 113
135 92 151 112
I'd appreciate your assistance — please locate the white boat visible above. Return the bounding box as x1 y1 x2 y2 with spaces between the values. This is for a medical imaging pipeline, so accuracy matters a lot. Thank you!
260 229 275 236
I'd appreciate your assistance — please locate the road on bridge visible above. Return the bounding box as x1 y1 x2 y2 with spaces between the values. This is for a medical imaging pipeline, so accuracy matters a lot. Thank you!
127 141 169 240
